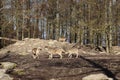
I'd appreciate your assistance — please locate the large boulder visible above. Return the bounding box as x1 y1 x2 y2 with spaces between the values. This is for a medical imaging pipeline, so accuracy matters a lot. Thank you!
12 69 26 76
0 69 13 80
82 73 113 80
0 62 17 71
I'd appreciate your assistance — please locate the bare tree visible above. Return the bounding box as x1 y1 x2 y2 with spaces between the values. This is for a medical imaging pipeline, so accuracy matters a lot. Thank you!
1 0 120 54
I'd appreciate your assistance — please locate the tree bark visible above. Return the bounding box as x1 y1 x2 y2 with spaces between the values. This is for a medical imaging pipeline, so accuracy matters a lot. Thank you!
0 0 3 48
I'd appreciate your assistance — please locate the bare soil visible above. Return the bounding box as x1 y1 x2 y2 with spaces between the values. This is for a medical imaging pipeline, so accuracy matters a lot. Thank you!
0 39 120 80
0 53 120 80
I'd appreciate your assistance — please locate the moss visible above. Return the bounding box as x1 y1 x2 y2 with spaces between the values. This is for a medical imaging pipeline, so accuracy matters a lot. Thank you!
12 69 26 76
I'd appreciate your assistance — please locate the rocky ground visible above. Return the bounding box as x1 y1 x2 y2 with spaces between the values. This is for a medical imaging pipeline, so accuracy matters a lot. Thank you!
0 38 120 80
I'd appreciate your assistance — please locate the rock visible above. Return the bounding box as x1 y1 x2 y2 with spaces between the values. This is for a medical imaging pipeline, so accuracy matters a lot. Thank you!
0 73 13 80
12 69 26 75
0 69 13 80
82 73 113 80
116 52 120 55
0 62 17 71
0 69 6 74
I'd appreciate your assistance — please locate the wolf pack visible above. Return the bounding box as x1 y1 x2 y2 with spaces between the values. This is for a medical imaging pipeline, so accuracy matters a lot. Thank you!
32 38 85 59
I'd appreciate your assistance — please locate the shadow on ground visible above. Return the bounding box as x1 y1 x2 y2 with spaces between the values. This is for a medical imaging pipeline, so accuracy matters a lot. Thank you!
0 53 120 80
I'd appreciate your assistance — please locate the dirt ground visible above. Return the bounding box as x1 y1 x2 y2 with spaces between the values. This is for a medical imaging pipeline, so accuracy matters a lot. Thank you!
0 39 120 80
0 53 120 80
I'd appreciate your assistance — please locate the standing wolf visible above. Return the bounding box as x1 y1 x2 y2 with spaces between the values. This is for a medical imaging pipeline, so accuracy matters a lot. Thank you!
32 47 42 59
45 46 65 59
66 48 79 58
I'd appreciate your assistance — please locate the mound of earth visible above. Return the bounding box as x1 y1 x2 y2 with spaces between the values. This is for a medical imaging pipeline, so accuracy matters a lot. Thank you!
0 38 73 56
0 38 120 56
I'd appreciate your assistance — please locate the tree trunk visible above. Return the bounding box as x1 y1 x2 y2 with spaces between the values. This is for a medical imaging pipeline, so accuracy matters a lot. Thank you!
0 0 2 48
26 0 31 38
108 0 113 53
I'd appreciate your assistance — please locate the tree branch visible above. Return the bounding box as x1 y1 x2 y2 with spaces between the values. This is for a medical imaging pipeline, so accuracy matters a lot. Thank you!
0 37 19 42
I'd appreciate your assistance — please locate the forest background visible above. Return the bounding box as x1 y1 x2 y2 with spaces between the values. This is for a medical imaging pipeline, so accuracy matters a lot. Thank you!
0 0 120 53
